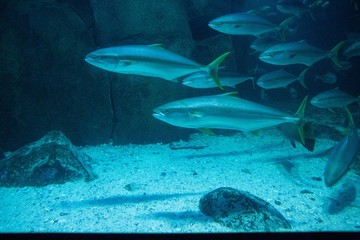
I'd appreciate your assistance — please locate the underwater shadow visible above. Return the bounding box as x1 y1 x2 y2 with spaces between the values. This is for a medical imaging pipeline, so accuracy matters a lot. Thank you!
183 141 282 159
60 192 204 209
138 210 212 224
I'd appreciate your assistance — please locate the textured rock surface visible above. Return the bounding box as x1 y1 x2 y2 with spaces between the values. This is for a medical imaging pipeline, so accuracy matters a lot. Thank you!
0 130 97 187
0 0 233 151
199 187 291 231
0 0 112 150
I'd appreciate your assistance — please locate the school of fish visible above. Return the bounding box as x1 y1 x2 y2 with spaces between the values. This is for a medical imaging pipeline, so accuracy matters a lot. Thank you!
85 0 359 188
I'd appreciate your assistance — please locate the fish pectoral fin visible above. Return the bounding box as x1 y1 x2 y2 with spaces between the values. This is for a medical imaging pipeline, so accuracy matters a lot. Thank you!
250 130 261 136
198 128 215 135
189 111 203 118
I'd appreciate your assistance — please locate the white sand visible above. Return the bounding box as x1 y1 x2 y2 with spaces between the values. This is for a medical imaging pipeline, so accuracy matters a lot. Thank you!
1 101 360 233
1 124 360 233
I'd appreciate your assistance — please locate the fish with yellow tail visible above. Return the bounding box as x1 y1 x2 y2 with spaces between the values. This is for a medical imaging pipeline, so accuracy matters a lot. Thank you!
153 93 313 150
208 11 293 38
259 40 345 68
85 44 230 89
324 107 359 187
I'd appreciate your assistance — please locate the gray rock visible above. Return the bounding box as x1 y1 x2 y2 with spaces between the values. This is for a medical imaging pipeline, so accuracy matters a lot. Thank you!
0 0 113 151
199 187 291 232
0 130 97 187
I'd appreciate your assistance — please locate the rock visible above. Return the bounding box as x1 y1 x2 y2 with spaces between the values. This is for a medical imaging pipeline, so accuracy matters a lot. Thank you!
199 187 291 232
0 0 113 151
0 130 97 187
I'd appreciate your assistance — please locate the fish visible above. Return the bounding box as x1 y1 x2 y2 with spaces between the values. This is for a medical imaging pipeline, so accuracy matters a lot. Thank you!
310 88 360 109
276 0 322 20
256 68 309 89
324 107 360 187
278 121 315 151
316 72 337 84
208 12 292 37
259 40 345 67
85 44 230 89
351 0 360 11
181 71 254 89
153 93 311 147
250 35 281 53
343 40 360 59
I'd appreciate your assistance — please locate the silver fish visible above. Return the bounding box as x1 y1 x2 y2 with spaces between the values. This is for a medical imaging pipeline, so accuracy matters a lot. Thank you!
324 108 359 187
181 71 254 89
208 12 291 37
316 72 337 84
250 35 281 53
256 68 308 89
153 93 310 146
85 44 230 89
276 0 322 20
259 40 344 67
310 88 359 109
343 40 360 59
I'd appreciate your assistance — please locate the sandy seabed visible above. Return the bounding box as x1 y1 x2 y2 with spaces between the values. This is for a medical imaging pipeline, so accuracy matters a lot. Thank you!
1 127 360 233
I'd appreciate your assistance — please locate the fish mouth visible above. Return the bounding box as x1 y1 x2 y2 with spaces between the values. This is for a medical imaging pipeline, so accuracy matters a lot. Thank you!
152 109 165 118
208 21 220 28
84 54 94 63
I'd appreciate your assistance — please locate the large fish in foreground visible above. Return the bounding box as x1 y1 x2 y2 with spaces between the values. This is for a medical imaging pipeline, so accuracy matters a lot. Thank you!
324 107 359 187
259 40 345 67
153 93 314 150
85 45 230 89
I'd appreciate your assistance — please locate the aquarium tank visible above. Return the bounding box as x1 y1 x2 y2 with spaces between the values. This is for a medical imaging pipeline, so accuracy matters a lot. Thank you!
0 0 360 236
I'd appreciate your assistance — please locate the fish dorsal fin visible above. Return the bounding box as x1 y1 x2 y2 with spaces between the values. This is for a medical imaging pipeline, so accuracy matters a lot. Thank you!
294 96 308 120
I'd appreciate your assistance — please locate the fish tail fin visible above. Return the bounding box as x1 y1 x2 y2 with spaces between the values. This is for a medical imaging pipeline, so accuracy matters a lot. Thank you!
279 16 294 41
298 68 309 89
207 52 231 90
329 41 346 69
251 64 260 89
301 121 316 151
344 107 355 129
293 96 309 145
308 0 322 21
